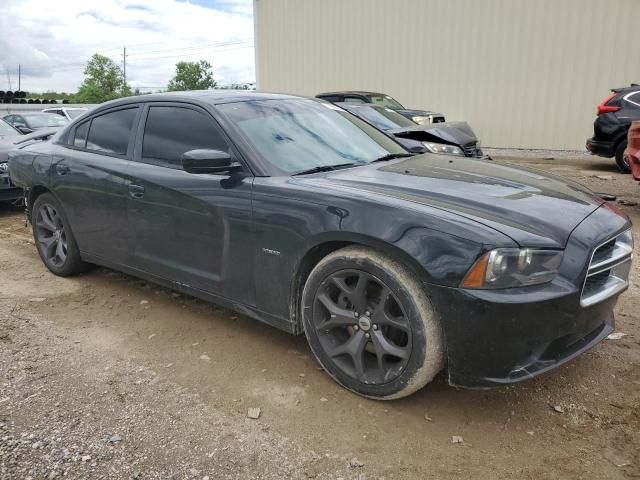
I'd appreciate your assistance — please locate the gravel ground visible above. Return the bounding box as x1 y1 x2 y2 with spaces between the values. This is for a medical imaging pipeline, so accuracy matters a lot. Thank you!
0 153 639 479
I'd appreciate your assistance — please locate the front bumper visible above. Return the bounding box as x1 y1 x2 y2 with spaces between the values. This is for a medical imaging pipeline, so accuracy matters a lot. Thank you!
586 137 615 158
430 283 616 388
431 204 631 388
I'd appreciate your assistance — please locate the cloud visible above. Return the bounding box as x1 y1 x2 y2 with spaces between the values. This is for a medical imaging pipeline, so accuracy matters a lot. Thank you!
0 0 254 93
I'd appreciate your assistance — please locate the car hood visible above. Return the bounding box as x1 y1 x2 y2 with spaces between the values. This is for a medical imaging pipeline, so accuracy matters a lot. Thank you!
387 121 478 146
295 155 603 248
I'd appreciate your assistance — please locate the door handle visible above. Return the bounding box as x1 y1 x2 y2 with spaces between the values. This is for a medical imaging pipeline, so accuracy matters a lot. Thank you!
55 164 70 175
128 184 145 199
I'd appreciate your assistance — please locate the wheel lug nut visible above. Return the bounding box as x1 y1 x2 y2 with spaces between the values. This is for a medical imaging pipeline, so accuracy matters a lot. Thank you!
373 324 378 330
354 312 359 318
354 325 359 330
365 333 370 338
365 311 371 316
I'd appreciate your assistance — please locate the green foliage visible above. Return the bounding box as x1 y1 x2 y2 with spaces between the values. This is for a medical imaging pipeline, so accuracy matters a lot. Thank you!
167 60 216 91
73 54 131 104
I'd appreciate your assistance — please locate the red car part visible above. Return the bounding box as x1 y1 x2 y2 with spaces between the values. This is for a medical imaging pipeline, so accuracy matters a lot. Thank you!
626 120 640 180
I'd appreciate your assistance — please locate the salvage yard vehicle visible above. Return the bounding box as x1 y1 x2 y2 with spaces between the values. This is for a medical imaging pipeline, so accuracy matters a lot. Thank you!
586 84 640 172
335 102 483 157
1 123 60 204
9 91 634 399
0 119 24 203
3 112 68 133
316 90 445 125
42 106 89 121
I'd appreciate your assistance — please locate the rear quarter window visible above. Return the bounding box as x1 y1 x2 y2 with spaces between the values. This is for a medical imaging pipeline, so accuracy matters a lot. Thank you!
85 108 138 156
73 121 90 148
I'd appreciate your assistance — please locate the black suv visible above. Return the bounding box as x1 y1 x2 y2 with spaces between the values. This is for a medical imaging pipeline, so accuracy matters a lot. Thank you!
587 84 640 172
316 91 445 125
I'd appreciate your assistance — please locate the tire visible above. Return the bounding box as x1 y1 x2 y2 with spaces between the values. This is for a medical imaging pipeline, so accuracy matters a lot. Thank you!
615 140 630 173
301 246 444 400
31 193 89 276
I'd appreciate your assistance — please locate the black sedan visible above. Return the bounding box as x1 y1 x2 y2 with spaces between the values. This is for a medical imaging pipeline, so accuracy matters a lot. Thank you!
335 102 483 158
9 92 633 399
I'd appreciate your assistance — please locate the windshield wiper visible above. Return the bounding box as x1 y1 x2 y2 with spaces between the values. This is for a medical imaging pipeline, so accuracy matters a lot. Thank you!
370 153 414 163
292 162 360 176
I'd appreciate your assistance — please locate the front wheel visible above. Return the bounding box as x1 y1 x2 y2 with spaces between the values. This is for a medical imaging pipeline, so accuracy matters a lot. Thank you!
32 193 89 276
301 246 444 399
615 140 630 173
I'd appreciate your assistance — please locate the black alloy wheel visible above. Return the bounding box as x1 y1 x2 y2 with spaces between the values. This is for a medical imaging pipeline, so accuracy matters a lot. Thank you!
35 203 68 268
302 246 444 399
312 269 411 385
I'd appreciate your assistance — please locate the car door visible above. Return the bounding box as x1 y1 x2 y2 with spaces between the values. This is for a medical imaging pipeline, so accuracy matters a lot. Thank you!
126 103 255 304
50 106 141 265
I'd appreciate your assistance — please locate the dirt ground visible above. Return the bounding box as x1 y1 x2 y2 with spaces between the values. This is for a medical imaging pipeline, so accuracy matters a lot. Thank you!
0 152 639 480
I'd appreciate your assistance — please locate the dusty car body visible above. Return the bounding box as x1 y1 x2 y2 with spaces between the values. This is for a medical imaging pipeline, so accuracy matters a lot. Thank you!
335 102 483 158
8 91 633 398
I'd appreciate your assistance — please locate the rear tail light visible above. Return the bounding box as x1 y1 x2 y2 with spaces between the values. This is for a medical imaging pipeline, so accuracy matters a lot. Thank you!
628 120 640 150
597 93 621 115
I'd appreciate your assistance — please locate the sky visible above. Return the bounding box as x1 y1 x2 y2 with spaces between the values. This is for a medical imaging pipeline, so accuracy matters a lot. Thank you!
0 0 255 94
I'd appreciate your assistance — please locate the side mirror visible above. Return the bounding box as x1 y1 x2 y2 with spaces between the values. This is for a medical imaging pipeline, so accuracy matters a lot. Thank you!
17 126 33 134
181 149 240 174
407 145 427 154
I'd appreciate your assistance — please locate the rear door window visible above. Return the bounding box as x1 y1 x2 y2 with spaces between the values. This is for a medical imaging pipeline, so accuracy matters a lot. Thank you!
141 106 230 168
86 108 138 156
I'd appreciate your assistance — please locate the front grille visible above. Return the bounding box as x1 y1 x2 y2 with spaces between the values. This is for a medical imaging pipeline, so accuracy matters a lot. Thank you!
462 142 478 157
581 230 633 307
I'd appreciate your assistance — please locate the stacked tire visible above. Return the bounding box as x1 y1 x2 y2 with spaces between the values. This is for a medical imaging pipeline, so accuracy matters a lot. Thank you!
0 90 28 104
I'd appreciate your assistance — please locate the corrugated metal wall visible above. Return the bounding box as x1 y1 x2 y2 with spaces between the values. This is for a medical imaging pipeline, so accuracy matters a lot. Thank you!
254 0 640 150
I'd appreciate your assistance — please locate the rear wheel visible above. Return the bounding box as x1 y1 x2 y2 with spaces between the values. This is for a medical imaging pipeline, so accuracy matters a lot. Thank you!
32 193 89 276
615 140 630 172
301 246 444 399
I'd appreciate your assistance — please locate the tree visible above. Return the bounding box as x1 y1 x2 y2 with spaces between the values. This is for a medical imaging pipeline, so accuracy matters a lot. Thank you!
73 54 130 104
167 60 216 91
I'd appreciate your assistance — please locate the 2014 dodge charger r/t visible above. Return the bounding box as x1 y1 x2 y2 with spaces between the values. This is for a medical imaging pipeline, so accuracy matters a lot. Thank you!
8 92 633 399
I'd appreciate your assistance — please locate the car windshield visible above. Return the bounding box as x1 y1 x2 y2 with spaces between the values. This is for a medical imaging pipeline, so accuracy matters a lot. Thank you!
350 106 416 130
0 119 17 136
24 114 68 128
66 109 88 119
369 94 404 110
218 99 406 175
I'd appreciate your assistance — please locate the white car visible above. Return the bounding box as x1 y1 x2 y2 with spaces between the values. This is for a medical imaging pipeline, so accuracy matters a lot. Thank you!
41 107 88 121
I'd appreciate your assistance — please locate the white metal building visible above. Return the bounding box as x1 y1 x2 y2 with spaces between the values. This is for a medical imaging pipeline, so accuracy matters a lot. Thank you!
254 0 640 150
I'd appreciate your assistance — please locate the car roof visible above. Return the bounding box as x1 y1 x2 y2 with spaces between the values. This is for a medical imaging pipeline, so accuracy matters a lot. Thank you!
317 91 386 97
335 102 385 110
92 90 302 112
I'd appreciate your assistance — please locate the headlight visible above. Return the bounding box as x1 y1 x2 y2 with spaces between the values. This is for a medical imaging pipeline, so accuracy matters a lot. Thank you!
411 115 430 125
423 142 464 156
0 162 8 174
461 248 563 289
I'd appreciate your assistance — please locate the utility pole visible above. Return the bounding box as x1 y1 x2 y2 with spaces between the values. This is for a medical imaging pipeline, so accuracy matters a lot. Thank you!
122 47 127 85
18 64 21 92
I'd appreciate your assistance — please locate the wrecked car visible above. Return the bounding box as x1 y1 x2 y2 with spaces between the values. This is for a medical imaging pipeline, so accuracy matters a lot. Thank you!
336 102 483 158
9 92 633 399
